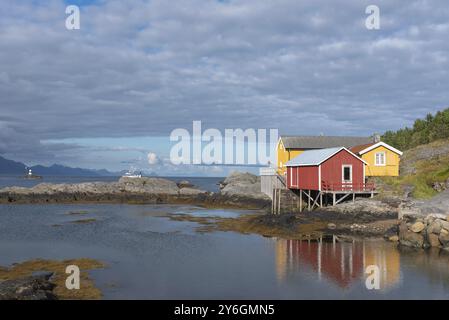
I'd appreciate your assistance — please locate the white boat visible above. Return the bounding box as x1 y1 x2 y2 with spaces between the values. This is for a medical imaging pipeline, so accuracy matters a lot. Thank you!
23 168 42 180
122 169 142 179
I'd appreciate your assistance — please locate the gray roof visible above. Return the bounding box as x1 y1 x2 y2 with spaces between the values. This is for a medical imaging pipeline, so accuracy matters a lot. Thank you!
280 135 373 149
286 147 343 166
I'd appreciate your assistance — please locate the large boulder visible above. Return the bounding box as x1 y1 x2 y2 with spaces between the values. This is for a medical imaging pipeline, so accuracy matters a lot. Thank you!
411 221 425 233
400 231 424 248
439 229 449 247
427 220 442 234
428 233 441 247
118 177 180 194
322 198 399 222
219 172 269 200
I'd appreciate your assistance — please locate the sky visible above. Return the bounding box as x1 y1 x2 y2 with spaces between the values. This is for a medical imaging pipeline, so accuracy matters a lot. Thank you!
0 0 448 176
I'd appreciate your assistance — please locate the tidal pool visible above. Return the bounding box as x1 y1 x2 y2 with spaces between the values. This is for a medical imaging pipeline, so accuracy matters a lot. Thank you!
0 204 448 299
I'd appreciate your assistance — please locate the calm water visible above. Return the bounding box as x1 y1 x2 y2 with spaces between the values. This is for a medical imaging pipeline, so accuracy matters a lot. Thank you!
0 204 449 299
0 176 223 192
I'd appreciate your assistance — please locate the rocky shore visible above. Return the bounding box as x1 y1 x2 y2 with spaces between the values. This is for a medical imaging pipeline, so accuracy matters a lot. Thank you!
0 273 57 300
0 172 271 210
1 171 448 247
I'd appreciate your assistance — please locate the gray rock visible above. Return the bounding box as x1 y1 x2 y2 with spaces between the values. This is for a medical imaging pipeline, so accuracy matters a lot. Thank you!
439 231 449 247
400 231 424 248
327 223 336 230
0 273 57 300
427 220 442 234
322 198 399 222
411 221 425 233
388 235 399 242
219 172 270 201
177 180 194 189
428 233 441 247
440 220 449 232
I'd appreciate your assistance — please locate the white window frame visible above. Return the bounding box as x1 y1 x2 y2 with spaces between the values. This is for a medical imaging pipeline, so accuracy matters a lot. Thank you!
342 165 353 183
375 152 386 166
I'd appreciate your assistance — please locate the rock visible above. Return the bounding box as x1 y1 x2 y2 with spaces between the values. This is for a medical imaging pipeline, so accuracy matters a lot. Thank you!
411 221 425 233
0 273 57 300
400 231 424 248
427 220 442 234
383 224 399 239
440 220 449 231
177 180 194 189
388 235 399 242
178 187 205 195
322 198 399 222
219 172 270 201
327 223 336 230
428 233 441 247
427 213 448 220
439 232 449 247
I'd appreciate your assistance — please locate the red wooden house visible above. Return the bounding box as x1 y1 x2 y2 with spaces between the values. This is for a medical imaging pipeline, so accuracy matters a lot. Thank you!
285 147 372 192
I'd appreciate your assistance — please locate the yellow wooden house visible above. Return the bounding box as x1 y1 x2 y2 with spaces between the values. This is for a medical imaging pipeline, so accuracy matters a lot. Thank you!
350 142 403 177
276 135 375 175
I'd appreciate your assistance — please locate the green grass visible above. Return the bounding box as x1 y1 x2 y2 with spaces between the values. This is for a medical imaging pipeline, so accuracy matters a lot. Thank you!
382 154 449 199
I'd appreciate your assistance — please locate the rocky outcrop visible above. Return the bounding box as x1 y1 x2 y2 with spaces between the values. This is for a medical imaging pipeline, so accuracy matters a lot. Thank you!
217 172 271 207
432 178 449 192
318 198 400 222
399 190 449 218
0 174 271 209
0 272 57 300
398 212 449 250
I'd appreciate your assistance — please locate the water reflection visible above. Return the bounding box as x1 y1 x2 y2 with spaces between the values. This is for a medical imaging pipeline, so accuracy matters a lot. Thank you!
275 238 401 290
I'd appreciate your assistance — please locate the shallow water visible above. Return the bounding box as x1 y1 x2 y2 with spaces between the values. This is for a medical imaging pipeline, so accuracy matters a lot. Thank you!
0 204 448 299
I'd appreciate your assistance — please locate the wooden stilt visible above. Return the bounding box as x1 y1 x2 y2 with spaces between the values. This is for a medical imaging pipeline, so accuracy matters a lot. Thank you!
300 190 303 213
277 189 281 215
308 190 311 211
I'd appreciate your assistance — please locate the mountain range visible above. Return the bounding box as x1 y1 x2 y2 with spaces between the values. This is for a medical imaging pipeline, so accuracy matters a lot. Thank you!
0 156 115 176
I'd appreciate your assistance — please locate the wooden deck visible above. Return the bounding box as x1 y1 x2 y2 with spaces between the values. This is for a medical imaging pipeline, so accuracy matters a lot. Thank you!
269 177 377 214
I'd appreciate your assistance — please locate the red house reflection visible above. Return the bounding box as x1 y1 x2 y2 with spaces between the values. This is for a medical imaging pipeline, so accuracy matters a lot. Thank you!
276 239 364 288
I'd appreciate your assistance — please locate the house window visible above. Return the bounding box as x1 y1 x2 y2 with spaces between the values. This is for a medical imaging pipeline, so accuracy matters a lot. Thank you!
375 152 386 166
342 165 352 183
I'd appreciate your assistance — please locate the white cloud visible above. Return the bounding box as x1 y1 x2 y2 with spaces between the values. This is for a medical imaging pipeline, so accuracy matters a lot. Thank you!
147 152 160 165
0 0 448 172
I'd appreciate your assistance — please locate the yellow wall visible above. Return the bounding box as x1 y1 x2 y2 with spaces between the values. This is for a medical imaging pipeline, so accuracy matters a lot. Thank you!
362 145 401 177
363 241 401 290
276 140 304 175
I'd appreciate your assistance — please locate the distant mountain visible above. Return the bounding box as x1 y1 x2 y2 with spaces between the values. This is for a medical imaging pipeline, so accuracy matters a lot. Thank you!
0 155 114 176
30 164 114 177
0 156 26 174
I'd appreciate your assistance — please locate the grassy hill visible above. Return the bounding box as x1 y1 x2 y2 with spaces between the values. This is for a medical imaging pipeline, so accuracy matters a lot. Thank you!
381 138 449 199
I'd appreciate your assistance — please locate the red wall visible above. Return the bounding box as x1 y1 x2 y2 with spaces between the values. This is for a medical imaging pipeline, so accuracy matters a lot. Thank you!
320 149 364 188
286 149 365 191
287 166 319 190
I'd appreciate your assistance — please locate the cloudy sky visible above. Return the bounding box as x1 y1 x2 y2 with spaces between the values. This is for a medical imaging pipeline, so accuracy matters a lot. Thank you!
0 0 448 176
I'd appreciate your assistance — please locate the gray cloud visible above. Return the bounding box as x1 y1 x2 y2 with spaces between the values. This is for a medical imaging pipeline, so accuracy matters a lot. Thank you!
0 0 448 170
